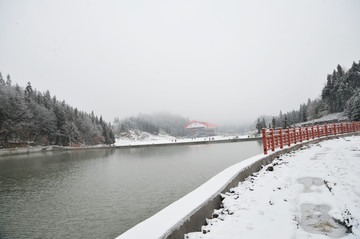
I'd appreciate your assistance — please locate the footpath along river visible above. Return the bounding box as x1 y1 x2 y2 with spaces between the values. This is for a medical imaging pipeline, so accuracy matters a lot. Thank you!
0 140 262 239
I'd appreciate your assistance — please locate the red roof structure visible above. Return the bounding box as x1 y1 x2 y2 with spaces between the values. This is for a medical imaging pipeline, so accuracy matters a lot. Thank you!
184 121 217 128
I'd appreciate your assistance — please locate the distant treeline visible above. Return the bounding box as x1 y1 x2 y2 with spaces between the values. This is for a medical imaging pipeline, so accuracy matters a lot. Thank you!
114 112 190 137
255 61 360 132
0 74 115 148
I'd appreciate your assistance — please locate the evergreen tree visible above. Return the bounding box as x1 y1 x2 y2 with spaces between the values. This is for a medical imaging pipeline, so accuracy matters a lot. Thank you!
345 89 360 121
0 77 115 147
283 114 288 128
6 74 11 86
271 117 276 129
91 111 95 123
336 64 344 77
299 104 308 122
44 90 52 109
255 118 262 133
279 111 284 127
25 82 33 101
0 73 5 86
255 61 360 129
261 118 266 129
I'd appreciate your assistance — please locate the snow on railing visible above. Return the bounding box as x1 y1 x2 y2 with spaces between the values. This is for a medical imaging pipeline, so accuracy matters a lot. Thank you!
262 122 360 155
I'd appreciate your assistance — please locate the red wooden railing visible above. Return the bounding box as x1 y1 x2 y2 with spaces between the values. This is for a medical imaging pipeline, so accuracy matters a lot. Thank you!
262 122 360 155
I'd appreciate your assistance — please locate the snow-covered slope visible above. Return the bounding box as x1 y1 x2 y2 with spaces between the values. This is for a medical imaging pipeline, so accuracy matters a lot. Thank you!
298 112 348 126
115 130 175 146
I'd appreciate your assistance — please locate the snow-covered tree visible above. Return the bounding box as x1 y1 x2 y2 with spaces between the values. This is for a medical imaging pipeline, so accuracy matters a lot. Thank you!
345 89 360 121
6 74 11 86
0 73 5 86
0 76 115 148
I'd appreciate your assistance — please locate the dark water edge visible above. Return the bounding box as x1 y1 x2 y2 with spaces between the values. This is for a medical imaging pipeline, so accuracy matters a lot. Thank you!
0 140 262 239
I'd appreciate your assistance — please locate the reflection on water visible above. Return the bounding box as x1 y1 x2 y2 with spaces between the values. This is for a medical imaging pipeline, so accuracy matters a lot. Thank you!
0 141 262 239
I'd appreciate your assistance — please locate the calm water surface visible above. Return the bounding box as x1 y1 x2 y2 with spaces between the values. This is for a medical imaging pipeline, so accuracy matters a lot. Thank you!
0 141 262 239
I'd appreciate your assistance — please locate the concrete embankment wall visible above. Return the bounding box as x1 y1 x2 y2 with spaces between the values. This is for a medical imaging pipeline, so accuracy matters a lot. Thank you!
0 146 51 157
113 137 261 149
116 132 360 239
0 145 114 157
0 137 261 157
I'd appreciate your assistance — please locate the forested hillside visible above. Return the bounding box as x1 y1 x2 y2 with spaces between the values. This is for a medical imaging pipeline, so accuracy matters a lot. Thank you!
0 74 115 148
113 112 190 137
255 61 360 132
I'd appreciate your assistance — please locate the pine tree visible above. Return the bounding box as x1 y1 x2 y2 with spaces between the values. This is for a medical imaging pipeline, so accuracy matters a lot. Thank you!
0 73 5 86
255 118 262 133
6 74 11 86
337 64 344 77
283 115 288 128
299 104 308 122
25 82 33 101
91 111 95 123
271 117 276 129
44 90 52 109
345 89 360 121
279 111 284 127
261 118 266 129
1 79 116 147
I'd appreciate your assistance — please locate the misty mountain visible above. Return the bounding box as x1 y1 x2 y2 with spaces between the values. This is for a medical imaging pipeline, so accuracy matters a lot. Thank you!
0 75 115 148
113 112 190 137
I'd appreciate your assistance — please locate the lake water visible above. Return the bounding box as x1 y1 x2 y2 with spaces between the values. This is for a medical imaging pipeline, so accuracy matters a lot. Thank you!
0 141 263 239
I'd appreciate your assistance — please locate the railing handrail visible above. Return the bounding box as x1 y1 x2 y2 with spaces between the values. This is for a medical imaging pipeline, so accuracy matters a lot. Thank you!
262 121 360 154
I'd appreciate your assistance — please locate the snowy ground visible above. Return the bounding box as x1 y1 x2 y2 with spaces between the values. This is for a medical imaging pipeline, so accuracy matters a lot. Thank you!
114 131 249 146
186 136 360 239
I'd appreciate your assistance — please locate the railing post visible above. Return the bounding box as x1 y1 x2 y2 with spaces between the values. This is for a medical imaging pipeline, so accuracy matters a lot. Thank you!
311 125 315 139
333 123 337 135
293 127 297 144
306 126 309 140
352 122 356 132
346 123 349 133
325 124 328 137
279 128 283 149
317 125 320 138
299 126 302 142
262 128 267 155
340 123 343 134
287 127 291 146
270 128 275 152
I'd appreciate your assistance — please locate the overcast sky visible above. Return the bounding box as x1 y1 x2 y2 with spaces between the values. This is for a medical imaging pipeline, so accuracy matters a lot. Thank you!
1 0 359 125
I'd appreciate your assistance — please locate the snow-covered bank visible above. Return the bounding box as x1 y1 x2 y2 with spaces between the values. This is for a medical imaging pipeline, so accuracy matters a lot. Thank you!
186 136 360 239
114 132 249 147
